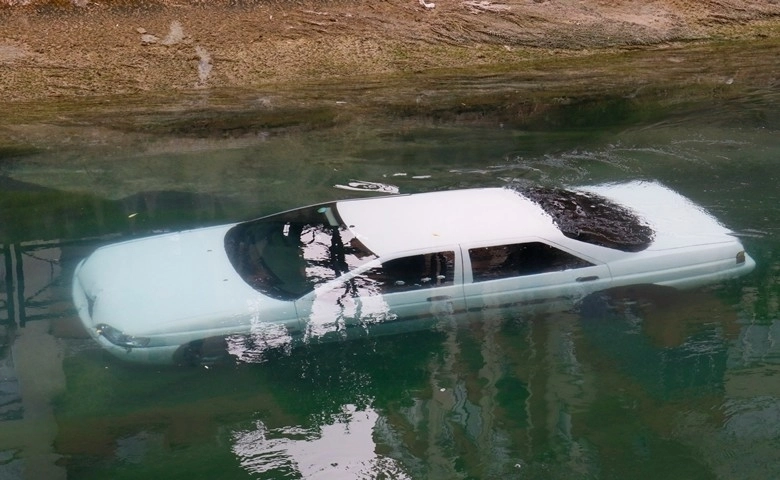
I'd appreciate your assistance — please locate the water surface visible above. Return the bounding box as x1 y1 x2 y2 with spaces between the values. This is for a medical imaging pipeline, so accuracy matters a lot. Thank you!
1 44 778 479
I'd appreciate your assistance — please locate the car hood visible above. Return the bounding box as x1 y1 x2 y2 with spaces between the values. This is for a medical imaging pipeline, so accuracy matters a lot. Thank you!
74 224 289 336
580 181 736 250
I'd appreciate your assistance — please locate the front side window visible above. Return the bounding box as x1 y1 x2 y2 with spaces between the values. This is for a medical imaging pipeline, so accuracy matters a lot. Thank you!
359 251 456 295
470 242 593 282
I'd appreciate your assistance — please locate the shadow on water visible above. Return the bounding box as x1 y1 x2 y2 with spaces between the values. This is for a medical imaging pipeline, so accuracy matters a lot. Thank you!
579 285 737 399
0 176 242 244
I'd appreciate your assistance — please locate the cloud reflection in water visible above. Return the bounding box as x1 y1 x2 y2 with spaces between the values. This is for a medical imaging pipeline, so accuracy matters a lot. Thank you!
231 405 411 479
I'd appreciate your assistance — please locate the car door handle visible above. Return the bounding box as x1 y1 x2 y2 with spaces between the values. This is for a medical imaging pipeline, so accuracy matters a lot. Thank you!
576 276 599 282
427 295 452 302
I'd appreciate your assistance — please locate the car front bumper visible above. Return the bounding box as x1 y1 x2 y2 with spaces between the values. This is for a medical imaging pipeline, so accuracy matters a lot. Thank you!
72 260 180 365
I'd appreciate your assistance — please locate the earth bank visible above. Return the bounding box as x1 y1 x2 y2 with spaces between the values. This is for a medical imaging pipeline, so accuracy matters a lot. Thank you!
1 0 779 102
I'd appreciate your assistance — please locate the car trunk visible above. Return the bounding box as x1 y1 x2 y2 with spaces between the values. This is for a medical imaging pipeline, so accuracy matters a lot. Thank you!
580 181 736 251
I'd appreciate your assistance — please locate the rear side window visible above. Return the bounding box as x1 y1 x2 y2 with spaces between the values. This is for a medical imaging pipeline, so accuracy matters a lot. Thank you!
469 242 593 282
360 251 455 294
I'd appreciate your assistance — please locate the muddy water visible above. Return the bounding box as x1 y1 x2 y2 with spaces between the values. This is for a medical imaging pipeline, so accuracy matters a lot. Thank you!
0 43 779 479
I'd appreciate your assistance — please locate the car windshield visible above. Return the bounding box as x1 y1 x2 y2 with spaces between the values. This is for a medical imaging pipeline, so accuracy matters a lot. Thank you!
514 185 655 252
224 203 378 300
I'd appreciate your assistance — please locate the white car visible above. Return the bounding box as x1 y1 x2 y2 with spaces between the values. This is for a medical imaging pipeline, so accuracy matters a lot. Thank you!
72 181 755 365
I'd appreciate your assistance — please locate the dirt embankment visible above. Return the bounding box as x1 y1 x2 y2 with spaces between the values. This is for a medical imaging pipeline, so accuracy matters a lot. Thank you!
1 0 779 101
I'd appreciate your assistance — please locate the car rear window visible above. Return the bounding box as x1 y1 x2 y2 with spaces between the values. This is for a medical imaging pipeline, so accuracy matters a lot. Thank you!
514 186 655 252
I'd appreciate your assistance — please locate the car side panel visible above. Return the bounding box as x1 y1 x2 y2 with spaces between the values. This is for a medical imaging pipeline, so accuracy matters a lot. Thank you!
607 243 755 289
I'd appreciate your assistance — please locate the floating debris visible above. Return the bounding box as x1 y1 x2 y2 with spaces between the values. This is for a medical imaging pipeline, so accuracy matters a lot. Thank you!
334 180 399 194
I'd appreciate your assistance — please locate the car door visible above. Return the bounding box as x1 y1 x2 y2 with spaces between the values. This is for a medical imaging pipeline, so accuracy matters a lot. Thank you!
294 247 465 341
462 238 611 313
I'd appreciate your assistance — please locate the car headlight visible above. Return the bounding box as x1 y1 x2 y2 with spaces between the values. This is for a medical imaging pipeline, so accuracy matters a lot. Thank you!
96 324 151 348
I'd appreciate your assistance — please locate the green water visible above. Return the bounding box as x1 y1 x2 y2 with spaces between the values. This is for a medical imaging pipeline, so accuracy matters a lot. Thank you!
1 43 778 479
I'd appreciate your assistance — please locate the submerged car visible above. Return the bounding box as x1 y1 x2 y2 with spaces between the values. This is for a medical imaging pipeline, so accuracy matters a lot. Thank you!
72 181 755 364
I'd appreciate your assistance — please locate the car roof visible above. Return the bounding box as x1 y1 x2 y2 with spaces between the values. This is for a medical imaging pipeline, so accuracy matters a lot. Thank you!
336 188 561 257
